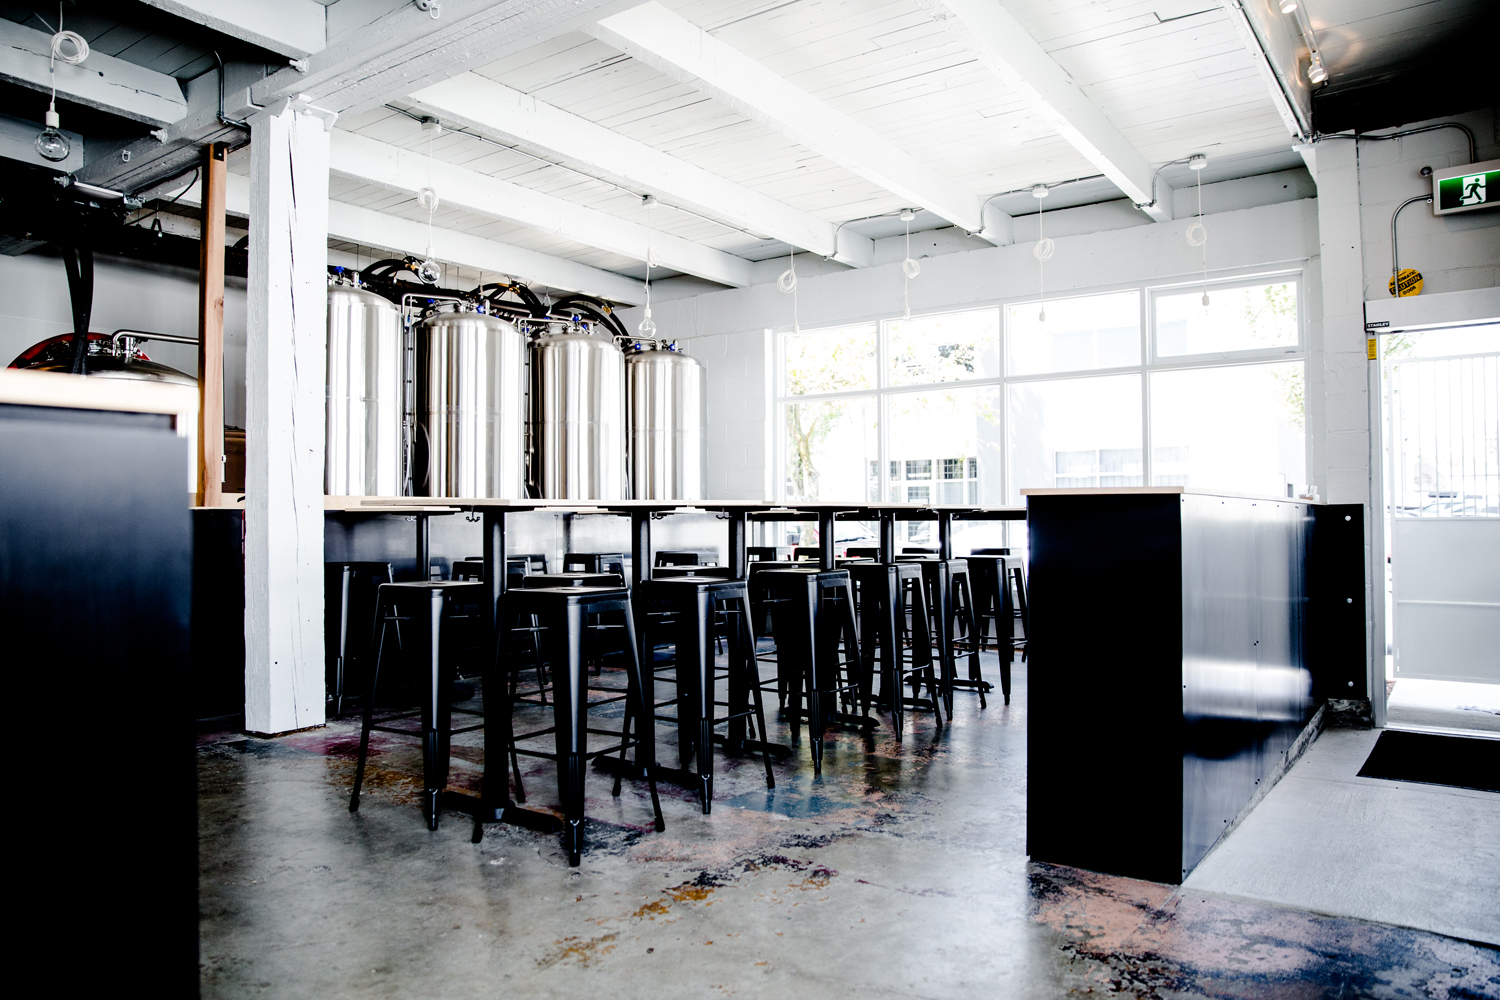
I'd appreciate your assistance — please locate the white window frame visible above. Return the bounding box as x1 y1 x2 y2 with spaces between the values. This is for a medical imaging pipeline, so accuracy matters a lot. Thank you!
773 265 1309 512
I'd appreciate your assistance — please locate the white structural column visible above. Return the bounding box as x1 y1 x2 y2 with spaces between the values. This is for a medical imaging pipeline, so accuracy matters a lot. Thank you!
1310 135 1380 722
244 102 332 735
914 0 1168 222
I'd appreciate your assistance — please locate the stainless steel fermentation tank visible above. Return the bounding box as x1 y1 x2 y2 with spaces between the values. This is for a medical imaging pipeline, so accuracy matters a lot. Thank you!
415 307 527 498
627 347 706 501
325 284 403 496
530 330 626 500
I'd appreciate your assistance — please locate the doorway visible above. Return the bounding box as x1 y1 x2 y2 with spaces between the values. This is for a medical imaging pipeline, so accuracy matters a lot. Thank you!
1380 324 1500 734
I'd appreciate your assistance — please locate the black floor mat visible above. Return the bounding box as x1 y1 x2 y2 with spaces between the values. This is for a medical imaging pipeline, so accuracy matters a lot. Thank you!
1357 730 1500 792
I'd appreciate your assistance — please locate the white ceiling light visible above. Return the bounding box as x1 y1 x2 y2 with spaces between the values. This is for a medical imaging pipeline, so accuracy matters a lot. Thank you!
1307 53 1328 84
1279 0 1297 14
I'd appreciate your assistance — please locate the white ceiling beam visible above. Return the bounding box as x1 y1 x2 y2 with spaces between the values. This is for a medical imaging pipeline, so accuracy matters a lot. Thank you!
913 0 1169 223
0 20 186 127
139 0 327 59
407 73 875 267
257 0 642 117
587 2 984 235
329 130 754 287
173 171 646 304
81 0 637 190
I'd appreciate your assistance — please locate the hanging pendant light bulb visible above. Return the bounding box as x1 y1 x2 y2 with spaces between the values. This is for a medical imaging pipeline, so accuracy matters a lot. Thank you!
415 186 441 283
1185 155 1210 306
900 208 919 319
35 15 88 164
1032 185 1052 321
35 107 69 162
639 194 659 338
778 243 799 334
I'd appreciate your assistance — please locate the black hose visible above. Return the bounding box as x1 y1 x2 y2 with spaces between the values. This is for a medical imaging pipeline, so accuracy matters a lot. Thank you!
472 281 547 318
549 295 628 339
62 246 94 375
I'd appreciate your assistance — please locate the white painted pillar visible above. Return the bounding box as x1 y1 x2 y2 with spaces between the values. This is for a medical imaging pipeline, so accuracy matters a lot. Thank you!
244 100 332 735
1311 137 1382 723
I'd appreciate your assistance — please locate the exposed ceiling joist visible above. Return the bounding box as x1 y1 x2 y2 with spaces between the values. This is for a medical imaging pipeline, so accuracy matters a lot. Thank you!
139 0 328 59
586 2 987 237
330 130 754 287
80 0 636 191
173 171 647 304
0 19 187 127
913 0 1170 222
407 73 875 267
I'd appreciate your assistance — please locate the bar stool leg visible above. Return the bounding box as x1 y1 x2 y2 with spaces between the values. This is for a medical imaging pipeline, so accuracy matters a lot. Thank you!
420 590 447 831
350 613 392 813
735 596 776 791
618 603 666 833
696 589 715 814
546 602 589 865
955 574 985 710
838 586 864 716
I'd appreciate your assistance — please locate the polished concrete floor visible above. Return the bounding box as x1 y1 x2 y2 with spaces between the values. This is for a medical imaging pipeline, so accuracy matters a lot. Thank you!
199 652 1500 998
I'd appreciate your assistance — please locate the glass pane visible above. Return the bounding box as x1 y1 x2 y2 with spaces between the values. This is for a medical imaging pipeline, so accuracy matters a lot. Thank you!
1007 291 1140 376
888 309 999 385
783 396 878 502
1150 362 1306 497
783 324 877 395
886 385 1003 508
1155 281 1298 357
1007 374 1143 503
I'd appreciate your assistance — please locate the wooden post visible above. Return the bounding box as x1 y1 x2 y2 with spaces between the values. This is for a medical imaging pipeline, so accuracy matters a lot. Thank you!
244 103 330 736
196 142 227 507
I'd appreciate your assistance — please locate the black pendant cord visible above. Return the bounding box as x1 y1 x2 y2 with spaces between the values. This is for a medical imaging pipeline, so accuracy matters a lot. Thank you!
62 246 94 375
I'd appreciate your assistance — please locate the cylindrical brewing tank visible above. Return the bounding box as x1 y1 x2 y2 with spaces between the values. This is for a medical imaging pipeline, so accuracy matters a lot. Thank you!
415 308 527 498
628 348 706 501
325 284 403 496
530 331 626 500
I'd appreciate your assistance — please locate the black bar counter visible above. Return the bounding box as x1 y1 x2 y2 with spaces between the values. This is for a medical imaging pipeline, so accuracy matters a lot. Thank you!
1023 487 1364 884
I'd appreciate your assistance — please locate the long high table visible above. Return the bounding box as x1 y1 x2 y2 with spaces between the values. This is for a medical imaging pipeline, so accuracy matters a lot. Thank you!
325 497 1024 836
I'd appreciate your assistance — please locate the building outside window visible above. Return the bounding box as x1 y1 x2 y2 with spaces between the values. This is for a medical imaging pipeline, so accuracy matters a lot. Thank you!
776 270 1307 548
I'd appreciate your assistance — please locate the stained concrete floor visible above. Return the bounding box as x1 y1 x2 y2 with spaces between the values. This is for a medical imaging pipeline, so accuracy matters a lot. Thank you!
1184 726 1500 945
199 653 1500 998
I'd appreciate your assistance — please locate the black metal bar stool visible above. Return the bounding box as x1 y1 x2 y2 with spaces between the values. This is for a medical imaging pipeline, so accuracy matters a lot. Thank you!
757 568 866 774
638 578 777 813
895 558 980 715
503 585 664 866
943 558 987 708
325 560 393 717
349 580 485 830
847 562 942 738
964 554 1014 705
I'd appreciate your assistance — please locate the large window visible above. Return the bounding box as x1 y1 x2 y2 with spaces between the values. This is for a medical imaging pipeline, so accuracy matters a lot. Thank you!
777 270 1306 512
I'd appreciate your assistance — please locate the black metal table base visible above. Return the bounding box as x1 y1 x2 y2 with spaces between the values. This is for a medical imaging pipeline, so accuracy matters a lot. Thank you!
440 790 565 841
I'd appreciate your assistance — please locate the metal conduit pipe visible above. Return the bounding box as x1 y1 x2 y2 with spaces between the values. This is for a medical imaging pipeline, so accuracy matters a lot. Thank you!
1390 194 1432 298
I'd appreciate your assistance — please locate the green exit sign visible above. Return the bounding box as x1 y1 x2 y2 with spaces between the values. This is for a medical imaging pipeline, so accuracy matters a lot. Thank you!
1433 158 1500 215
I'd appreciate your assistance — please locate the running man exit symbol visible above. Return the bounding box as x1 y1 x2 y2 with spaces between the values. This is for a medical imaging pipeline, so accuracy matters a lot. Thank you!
1460 174 1485 206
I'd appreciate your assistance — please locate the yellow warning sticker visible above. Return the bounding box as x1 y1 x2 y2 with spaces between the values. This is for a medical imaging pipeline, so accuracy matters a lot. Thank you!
1388 268 1423 297
1367 337 1378 360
